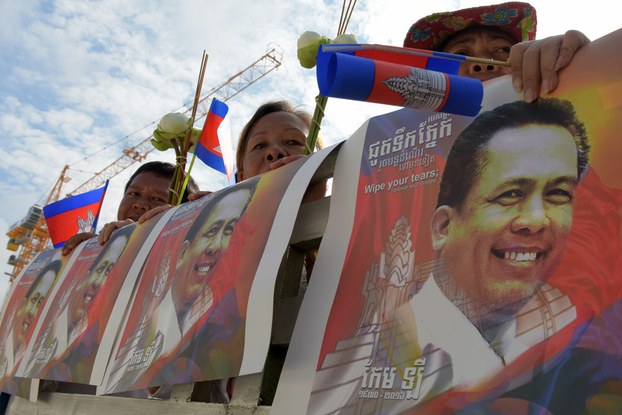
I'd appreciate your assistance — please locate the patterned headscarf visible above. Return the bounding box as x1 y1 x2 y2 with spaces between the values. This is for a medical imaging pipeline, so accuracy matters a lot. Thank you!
403 2 537 51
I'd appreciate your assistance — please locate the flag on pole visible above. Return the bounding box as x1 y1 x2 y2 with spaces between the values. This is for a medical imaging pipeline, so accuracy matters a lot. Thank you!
43 181 109 248
194 98 235 182
320 43 464 74
316 44 483 117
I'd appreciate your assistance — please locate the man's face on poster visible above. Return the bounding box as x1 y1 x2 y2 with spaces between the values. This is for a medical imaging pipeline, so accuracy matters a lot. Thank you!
13 269 56 354
67 234 129 330
432 124 579 316
174 188 251 313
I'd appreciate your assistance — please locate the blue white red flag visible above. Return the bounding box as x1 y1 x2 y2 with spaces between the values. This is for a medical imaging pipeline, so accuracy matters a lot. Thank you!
195 98 235 182
316 43 483 117
320 43 464 75
43 181 109 248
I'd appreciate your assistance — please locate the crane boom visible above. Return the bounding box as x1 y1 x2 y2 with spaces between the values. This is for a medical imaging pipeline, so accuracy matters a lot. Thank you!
68 47 282 196
5 165 70 281
5 47 283 281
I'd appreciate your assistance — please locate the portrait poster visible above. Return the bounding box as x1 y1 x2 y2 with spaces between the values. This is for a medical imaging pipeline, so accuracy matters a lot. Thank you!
15 237 103 380
273 29 622 415
16 215 160 386
87 212 179 386
0 249 67 400
100 144 338 395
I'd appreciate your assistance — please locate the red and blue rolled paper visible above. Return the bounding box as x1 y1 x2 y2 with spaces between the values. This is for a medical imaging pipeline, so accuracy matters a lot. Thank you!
328 43 463 75
43 180 109 248
316 44 483 116
195 98 235 182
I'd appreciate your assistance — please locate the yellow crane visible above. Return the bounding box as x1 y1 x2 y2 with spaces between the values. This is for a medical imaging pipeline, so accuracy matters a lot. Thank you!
5 47 283 281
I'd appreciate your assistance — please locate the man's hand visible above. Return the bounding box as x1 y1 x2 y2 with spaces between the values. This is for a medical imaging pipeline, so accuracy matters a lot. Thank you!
510 30 590 102
187 191 213 202
61 232 95 256
269 154 306 170
137 204 173 224
97 219 134 245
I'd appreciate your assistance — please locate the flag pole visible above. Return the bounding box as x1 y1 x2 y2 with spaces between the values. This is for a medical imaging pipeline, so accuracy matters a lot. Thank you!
305 0 357 155
323 43 511 68
169 51 208 205
180 153 197 201
91 180 109 233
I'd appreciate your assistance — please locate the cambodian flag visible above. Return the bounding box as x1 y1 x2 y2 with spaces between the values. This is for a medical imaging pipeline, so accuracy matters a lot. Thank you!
43 181 109 248
320 44 464 75
316 44 483 117
195 98 235 182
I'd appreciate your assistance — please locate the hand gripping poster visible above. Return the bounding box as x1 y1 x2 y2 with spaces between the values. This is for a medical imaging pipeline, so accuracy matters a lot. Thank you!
0 249 68 400
273 29 622 415
99 145 338 395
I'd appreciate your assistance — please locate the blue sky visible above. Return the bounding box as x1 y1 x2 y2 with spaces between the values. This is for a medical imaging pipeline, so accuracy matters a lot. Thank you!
0 0 619 302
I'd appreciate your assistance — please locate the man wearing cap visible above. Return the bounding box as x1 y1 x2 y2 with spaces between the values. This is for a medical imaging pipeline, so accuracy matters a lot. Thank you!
403 2 589 102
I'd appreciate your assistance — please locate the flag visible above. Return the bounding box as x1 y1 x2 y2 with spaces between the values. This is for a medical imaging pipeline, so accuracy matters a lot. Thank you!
195 98 235 182
321 43 464 75
43 181 109 248
316 44 483 117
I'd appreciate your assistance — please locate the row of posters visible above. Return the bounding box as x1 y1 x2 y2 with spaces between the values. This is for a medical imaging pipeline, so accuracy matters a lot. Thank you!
1 27 620 413
272 29 622 414
0 142 338 401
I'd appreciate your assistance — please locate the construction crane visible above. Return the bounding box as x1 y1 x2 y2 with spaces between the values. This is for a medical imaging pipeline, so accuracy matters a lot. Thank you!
5 165 71 282
5 47 283 282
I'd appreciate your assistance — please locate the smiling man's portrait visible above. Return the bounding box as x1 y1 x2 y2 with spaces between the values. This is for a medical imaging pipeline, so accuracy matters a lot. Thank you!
408 97 590 391
23 225 133 380
8 260 62 369
0 257 62 397
104 177 258 394
171 180 256 332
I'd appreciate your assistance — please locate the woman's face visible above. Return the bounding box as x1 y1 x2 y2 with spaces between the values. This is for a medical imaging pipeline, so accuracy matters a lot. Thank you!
442 26 515 82
238 111 309 181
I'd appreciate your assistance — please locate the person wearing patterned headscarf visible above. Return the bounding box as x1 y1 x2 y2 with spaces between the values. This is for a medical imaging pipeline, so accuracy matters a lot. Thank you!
403 2 590 102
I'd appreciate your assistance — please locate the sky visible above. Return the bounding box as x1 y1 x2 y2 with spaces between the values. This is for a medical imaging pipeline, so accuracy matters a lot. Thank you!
0 0 619 303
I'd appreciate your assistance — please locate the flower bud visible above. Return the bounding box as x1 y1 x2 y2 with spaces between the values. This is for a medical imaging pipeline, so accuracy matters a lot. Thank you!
158 113 190 134
333 33 357 44
297 31 322 49
297 31 331 69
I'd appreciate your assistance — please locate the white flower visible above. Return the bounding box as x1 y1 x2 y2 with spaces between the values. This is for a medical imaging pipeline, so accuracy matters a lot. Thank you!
151 112 196 151
332 33 357 44
157 113 190 134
